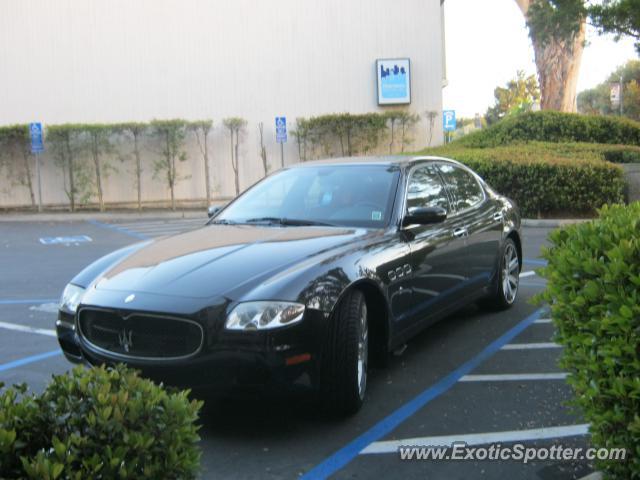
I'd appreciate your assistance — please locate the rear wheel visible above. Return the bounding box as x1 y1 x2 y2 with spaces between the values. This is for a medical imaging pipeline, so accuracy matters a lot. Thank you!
479 238 520 310
319 290 368 415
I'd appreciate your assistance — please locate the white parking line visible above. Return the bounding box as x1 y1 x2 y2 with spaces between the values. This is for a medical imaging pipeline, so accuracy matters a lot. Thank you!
519 271 536 278
534 318 553 324
360 424 590 454
0 321 56 337
459 373 568 382
501 342 561 350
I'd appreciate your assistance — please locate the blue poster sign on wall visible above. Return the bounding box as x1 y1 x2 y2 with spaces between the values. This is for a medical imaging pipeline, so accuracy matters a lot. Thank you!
376 58 411 105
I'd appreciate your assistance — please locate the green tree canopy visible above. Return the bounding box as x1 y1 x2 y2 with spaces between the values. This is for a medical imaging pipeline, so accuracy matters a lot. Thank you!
485 71 541 124
577 60 640 121
588 0 640 54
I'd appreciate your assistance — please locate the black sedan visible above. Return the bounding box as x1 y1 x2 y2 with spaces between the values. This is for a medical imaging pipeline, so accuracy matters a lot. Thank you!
57 156 521 415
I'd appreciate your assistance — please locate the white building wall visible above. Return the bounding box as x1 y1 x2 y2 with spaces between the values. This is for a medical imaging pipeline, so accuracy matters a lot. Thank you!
0 0 445 208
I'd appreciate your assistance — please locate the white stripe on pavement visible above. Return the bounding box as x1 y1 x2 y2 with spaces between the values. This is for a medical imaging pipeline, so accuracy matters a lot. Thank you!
501 342 561 350
360 424 590 455
519 271 536 278
459 373 568 382
0 321 56 337
534 318 553 324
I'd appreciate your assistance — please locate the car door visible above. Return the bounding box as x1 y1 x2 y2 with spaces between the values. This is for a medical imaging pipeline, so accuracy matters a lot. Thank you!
397 164 469 332
436 162 503 293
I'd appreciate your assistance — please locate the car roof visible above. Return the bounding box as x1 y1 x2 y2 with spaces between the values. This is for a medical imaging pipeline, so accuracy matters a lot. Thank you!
292 155 465 169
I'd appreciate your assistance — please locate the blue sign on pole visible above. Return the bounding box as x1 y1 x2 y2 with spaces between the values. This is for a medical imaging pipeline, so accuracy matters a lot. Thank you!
275 117 287 143
30 122 44 154
443 111 456 132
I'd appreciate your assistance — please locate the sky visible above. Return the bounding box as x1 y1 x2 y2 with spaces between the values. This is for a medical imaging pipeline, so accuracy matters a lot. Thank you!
442 0 638 117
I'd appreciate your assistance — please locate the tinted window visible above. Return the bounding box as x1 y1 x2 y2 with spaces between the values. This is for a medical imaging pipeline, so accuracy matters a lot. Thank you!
406 166 450 212
437 164 484 211
216 165 400 228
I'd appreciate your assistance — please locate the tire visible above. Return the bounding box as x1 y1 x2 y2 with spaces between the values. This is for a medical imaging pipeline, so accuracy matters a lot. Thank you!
479 238 520 310
319 290 368 416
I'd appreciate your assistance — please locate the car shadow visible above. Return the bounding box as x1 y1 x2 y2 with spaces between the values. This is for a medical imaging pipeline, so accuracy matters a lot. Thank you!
194 302 486 439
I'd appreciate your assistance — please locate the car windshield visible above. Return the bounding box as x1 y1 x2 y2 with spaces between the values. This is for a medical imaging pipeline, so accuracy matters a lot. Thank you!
214 164 400 228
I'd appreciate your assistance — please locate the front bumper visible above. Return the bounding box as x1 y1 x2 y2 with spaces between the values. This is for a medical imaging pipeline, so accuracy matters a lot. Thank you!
56 306 329 394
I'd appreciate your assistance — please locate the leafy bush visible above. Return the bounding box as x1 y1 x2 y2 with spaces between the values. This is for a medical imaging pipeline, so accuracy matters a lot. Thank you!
603 146 640 164
537 203 640 479
457 111 640 148
419 143 625 217
0 365 202 479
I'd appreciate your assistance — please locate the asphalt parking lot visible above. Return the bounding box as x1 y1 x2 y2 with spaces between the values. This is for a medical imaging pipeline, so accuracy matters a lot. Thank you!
0 217 592 479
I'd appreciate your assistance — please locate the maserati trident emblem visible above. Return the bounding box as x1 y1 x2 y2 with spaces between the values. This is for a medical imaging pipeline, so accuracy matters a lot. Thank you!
118 329 133 353
124 294 135 303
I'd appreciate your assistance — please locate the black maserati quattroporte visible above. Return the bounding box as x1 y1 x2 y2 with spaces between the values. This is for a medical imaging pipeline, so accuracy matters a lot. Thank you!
57 156 521 414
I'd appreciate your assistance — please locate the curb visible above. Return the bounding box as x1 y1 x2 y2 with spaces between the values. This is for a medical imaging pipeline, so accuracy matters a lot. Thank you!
521 219 590 228
0 209 215 223
0 211 591 226
578 472 602 480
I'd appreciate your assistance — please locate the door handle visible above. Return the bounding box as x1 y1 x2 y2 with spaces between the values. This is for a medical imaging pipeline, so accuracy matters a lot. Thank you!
493 212 504 222
453 227 468 238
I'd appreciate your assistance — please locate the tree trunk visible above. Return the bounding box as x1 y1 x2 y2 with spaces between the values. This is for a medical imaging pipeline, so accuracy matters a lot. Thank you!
234 131 240 196
133 132 142 211
532 24 585 111
515 0 586 112
21 151 36 208
204 136 211 205
91 136 104 212
65 133 75 212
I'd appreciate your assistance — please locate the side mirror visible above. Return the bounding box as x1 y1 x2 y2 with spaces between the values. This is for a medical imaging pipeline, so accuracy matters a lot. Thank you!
207 205 222 218
402 206 447 226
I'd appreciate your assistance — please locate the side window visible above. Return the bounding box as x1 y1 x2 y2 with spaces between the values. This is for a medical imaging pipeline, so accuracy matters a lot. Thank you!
406 166 450 212
437 164 484 211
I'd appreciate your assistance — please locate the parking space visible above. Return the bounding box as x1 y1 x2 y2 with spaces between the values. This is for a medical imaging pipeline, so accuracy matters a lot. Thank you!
0 220 592 479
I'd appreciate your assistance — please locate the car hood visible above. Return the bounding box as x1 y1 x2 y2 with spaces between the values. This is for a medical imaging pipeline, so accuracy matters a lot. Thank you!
94 224 368 298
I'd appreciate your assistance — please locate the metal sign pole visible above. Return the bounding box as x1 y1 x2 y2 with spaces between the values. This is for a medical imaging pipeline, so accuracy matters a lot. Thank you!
36 152 43 212
280 143 284 168
620 74 624 117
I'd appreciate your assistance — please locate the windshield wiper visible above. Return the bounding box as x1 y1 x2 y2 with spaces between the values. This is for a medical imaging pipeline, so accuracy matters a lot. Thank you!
243 217 336 227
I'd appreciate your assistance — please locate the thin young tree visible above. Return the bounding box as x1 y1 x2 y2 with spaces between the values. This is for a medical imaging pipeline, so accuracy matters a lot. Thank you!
424 111 438 147
188 120 214 205
0 125 36 208
119 123 147 211
85 124 117 212
223 118 247 196
397 112 420 153
150 119 188 211
258 122 268 176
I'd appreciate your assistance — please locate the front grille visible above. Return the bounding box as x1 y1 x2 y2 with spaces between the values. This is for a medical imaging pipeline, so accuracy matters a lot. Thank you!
78 308 203 360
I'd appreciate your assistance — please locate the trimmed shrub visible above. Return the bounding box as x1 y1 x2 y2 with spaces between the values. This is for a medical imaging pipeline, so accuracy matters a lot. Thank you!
0 365 202 479
537 203 640 479
419 143 625 217
603 146 640 164
457 111 640 148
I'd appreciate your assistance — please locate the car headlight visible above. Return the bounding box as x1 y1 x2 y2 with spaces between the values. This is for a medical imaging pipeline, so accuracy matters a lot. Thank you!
225 301 305 331
59 283 85 315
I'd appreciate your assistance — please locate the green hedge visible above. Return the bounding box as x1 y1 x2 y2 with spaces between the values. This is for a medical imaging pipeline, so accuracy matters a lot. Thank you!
0 365 202 479
420 144 625 217
537 203 640 479
457 111 640 148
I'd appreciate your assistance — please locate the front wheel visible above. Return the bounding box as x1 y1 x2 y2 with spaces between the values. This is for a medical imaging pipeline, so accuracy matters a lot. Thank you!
319 290 368 416
479 238 520 310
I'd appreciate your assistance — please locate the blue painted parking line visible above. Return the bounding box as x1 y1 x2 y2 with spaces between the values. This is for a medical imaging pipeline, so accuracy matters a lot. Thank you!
0 350 62 373
524 258 548 266
301 307 544 480
0 298 58 305
86 219 149 240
